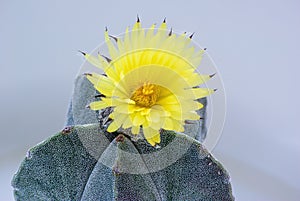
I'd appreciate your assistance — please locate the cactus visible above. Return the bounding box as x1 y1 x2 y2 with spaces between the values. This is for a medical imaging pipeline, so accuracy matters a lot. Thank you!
12 75 234 201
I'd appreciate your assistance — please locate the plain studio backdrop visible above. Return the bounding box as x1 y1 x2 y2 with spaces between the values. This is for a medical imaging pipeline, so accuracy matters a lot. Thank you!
0 0 299 200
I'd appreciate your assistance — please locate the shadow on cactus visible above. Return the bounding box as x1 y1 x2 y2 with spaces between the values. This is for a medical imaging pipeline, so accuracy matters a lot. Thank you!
12 18 234 201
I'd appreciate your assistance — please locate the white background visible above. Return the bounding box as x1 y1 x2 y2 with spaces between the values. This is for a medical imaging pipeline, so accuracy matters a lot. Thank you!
1 0 299 200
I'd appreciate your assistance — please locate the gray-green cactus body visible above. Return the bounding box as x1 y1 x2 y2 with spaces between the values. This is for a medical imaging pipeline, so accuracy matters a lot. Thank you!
12 124 233 201
12 75 234 200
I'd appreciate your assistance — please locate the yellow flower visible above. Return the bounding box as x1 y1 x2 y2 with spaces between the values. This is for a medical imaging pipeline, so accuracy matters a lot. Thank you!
83 19 214 146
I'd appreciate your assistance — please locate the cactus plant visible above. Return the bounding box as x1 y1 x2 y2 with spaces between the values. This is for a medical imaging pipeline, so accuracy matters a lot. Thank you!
12 19 234 200
12 75 234 201
12 124 234 201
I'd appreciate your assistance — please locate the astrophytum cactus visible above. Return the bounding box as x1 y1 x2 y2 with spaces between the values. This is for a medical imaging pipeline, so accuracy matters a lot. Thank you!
12 18 234 201
12 75 234 201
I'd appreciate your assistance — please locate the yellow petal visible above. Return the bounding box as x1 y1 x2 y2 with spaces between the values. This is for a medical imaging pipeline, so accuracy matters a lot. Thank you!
131 126 140 135
148 120 163 130
184 111 200 120
151 134 161 144
173 120 185 132
187 74 211 86
156 95 178 105
147 139 155 146
114 104 135 114
84 53 104 69
110 113 128 127
85 73 102 86
89 101 107 110
105 31 118 60
145 24 156 47
143 127 160 146
122 116 133 129
93 75 128 98
147 109 161 123
107 121 119 132
132 112 145 126
190 88 215 99
162 118 174 130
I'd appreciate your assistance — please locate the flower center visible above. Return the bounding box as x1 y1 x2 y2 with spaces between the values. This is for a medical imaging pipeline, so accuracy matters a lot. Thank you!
131 83 160 107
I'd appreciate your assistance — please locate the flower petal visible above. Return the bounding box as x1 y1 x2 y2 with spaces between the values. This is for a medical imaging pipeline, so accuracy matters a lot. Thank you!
190 88 215 99
84 20 214 146
132 112 145 126
143 127 160 146
89 101 108 110
84 53 104 69
131 126 140 135
107 121 119 132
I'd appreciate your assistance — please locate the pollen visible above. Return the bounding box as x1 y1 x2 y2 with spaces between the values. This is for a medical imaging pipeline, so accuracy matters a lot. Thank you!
131 83 160 107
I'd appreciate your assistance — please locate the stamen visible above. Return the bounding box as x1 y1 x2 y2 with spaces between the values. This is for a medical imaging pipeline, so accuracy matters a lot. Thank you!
131 83 160 107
